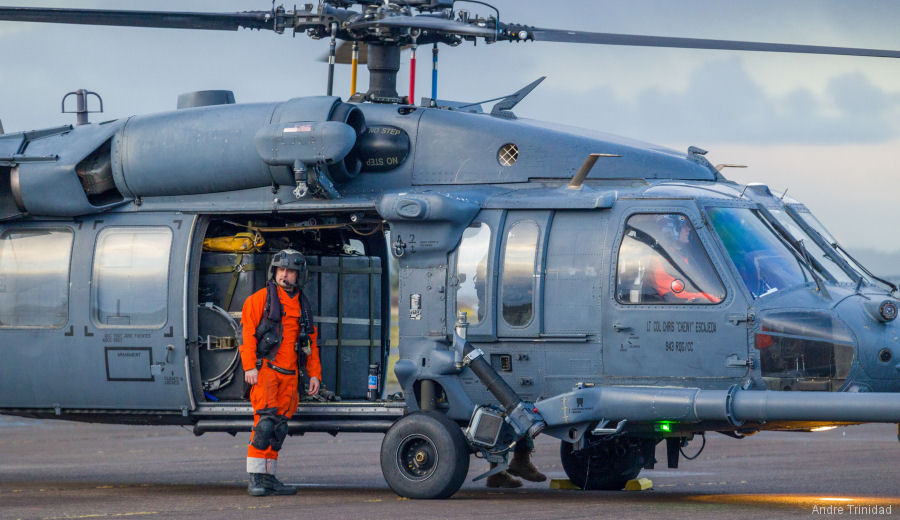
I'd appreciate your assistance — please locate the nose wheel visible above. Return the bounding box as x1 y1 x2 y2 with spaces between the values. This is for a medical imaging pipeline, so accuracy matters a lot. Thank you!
381 411 471 499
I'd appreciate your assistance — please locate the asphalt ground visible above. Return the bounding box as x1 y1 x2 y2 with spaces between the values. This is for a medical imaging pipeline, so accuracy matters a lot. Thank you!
1 415 899 520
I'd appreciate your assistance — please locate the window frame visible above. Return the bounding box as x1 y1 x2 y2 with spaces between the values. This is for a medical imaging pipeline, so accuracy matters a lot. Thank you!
496 210 551 338
450 210 504 341
454 221 493 328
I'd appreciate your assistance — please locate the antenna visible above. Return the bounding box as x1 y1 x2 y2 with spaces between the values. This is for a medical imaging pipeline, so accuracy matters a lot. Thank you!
715 163 748 171
567 153 621 190
61 89 103 125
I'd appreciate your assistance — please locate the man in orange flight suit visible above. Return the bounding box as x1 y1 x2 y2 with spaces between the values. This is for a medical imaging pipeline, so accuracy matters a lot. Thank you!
239 249 321 496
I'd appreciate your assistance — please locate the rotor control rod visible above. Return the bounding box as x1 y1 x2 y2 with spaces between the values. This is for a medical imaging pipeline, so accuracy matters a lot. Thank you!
430 43 438 106
409 41 417 105
350 41 359 95
326 22 337 96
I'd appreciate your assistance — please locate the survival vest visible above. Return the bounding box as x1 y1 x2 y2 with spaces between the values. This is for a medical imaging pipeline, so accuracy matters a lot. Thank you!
253 281 314 369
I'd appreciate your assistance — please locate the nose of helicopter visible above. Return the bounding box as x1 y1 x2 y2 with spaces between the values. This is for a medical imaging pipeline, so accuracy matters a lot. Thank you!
833 296 900 391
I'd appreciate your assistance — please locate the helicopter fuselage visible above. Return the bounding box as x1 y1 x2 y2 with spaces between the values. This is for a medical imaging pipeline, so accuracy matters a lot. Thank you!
1 95 898 447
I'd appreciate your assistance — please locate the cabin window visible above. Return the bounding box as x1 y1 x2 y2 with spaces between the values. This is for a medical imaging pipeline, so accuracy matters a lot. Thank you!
616 213 725 305
92 227 172 328
456 223 491 325
501 220 539 326
0 228 73 328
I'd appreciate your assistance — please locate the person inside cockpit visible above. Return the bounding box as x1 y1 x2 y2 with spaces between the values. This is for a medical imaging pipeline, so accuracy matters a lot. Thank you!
646 214 722 304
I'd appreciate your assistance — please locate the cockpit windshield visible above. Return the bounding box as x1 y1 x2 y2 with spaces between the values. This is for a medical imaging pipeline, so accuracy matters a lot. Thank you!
767 209 854 284
707 207 809 299
793 208 886 289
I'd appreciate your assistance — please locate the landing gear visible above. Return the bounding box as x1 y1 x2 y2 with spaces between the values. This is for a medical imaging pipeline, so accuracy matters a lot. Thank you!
560 435 646 490
380 411 471 499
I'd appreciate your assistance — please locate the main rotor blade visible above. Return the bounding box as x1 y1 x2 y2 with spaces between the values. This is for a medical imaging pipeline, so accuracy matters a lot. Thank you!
529 28 900 59
0 7 277 31
348 15 495 38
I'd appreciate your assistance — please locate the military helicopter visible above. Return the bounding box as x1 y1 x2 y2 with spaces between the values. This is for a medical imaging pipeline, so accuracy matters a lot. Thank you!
2 0 900 500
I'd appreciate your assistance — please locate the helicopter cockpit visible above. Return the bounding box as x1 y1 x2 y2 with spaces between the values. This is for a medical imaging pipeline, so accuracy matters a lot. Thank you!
615 213 726 305
703 194 896 393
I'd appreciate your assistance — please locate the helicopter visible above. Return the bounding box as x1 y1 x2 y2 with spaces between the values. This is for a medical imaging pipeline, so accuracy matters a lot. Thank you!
1 0 900 500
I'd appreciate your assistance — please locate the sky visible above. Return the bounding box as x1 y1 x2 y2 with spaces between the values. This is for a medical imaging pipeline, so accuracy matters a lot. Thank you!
1 0 899 253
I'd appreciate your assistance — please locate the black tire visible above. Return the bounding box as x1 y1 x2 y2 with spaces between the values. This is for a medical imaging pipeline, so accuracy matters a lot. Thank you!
560 435 644 491
380 411 471 499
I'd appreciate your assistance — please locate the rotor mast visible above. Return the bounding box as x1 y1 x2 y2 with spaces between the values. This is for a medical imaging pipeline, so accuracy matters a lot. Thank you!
365 44 402 102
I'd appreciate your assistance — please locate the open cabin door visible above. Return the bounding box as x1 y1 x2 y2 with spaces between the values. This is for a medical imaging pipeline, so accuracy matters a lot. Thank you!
189 215 390 403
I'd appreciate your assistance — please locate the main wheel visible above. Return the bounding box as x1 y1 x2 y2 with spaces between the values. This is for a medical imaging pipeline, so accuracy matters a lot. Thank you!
560 435 644 490
380 411 470 499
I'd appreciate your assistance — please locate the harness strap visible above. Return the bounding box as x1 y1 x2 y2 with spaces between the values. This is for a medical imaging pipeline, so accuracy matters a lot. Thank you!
265 361 297 375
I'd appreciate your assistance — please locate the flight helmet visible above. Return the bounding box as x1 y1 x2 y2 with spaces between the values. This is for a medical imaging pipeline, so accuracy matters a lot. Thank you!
269 248 309 289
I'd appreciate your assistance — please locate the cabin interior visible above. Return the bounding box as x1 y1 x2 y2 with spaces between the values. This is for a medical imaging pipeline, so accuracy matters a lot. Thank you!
191 210 391 404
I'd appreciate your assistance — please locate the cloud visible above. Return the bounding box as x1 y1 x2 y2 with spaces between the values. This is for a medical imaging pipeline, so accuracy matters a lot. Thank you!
526 58 900 146
0 24 29 38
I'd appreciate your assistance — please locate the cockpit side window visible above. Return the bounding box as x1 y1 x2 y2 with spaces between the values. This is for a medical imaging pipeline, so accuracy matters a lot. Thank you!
707 207 808 299
615 213 725 305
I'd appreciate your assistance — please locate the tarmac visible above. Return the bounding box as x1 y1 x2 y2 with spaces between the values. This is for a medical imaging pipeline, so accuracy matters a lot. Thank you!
1 415 899 519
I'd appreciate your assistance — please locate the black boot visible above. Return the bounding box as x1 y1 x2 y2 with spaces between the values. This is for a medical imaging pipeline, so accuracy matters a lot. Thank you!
508 449 547 482
264 474 298 495
485 463 522 488
248 473 271 496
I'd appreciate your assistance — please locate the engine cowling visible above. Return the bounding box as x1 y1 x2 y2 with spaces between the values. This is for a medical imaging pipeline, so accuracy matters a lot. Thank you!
3 96 366 217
